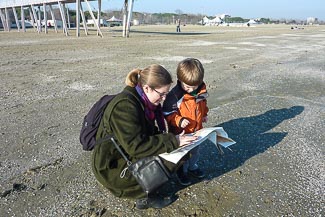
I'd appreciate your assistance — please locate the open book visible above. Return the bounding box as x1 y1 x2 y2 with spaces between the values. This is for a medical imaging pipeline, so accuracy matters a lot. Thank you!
159 127 236 164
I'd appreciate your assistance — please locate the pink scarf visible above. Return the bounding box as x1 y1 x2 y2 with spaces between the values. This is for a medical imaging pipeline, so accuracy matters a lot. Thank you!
136 84 166 133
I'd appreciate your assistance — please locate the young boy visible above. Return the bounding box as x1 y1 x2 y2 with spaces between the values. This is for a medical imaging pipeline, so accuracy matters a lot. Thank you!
163 58 209 186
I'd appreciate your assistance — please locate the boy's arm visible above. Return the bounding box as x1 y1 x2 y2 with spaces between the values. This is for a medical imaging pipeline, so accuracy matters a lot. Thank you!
162 84 186 134
201 100 209 123
165 112 183 128
164 112 184 134
203 100 209 117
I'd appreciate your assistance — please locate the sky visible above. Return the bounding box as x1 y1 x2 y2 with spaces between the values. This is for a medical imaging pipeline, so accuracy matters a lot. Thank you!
97 0 325 21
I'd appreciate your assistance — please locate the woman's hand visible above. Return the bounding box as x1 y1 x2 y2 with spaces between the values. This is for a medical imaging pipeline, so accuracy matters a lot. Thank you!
176 131 198 147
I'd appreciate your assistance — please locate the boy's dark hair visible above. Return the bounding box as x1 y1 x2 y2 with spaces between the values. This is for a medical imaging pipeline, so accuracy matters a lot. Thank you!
176 58 204 86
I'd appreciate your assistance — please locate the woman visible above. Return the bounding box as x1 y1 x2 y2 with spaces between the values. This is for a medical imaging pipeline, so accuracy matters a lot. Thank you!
92 64 197 209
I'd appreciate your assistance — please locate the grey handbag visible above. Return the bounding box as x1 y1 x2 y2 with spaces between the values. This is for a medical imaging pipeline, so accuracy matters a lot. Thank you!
110 138 171 194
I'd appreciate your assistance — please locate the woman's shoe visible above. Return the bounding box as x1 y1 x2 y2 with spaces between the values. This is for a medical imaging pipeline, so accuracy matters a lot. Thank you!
136 198 150 210
188 168 205 179
136 195 176 209
176 169 191 186
149 195 176 209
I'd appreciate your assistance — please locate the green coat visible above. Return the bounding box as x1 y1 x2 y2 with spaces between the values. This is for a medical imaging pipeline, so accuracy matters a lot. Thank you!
92 86 179 199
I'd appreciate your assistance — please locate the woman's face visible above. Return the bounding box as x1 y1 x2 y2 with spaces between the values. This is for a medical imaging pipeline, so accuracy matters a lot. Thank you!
143 84 171 106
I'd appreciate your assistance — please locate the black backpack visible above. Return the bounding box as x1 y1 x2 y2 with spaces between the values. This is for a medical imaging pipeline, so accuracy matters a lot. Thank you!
80 94 116 151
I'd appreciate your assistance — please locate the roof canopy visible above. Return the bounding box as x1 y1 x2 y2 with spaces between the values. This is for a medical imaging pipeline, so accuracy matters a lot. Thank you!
107 16 122 22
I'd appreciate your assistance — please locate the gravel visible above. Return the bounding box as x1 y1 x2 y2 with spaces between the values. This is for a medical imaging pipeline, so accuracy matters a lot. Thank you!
0 24 324 217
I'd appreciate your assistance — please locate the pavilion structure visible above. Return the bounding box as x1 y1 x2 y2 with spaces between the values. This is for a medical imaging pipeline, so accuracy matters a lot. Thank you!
0 0 135 37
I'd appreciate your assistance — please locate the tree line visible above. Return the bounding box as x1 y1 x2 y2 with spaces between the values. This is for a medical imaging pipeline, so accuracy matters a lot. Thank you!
2 7 323 26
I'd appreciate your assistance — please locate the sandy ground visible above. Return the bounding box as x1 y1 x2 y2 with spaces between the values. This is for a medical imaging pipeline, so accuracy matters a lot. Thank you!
0 24 324 217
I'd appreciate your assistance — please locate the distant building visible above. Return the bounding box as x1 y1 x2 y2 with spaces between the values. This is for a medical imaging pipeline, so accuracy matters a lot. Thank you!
307 17 318 25
201 15 225 26
216 14 230 20
133 19 140 26
247 19 263 25
107 16 123 27
86 19 108 27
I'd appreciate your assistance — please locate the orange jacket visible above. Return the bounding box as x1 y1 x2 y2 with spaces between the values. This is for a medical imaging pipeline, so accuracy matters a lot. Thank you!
163 81 209 134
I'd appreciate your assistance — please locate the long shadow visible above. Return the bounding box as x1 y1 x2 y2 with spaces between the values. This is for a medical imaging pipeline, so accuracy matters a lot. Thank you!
166 106 304 194
109 29 211 36
202 105 305 179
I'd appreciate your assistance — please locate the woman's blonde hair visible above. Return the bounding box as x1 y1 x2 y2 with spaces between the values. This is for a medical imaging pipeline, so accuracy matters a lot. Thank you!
177 58 204 86
125 64 173 88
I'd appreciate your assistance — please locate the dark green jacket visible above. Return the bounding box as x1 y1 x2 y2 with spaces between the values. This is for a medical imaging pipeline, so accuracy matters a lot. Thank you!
92 86 179 199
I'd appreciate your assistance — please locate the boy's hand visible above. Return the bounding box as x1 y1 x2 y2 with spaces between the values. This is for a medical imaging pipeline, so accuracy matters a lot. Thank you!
202 116 208 123
180 118 190 128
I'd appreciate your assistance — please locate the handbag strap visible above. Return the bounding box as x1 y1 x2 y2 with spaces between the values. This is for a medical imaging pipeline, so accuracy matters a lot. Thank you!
110 137 132 166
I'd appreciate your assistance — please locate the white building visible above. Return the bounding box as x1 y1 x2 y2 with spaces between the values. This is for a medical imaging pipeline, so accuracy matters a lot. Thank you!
86 19 108 27
201 16 223 26
307 17 318 24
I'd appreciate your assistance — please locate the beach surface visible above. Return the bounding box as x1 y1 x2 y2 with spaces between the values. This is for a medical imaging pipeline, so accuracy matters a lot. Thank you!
0 24 324 216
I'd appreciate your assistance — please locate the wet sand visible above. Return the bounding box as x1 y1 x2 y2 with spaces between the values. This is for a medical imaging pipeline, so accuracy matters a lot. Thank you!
0 24 324 216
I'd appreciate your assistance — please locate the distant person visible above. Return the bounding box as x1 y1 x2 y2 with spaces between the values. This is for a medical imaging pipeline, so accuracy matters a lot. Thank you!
91 64 197 209
176 19 181 32
163 58 209 186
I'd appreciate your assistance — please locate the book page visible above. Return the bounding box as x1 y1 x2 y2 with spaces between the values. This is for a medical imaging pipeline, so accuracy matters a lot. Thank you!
159 127 236 164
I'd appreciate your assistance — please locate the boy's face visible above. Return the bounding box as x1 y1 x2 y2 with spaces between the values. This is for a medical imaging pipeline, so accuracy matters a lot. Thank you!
180 82 199 93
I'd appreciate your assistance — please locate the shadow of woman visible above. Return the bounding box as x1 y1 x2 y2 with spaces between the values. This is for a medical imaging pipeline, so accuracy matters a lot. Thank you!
200 105 305 179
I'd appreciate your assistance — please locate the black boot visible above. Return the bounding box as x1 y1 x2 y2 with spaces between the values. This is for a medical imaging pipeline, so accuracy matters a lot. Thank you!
135 197 150 210
176 168 191 186
136 194 177 209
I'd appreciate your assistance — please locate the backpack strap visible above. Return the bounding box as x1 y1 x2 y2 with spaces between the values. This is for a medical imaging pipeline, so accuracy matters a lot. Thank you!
96 89 143 146
103 89 144 134
110 137 132 166
94 134 114 146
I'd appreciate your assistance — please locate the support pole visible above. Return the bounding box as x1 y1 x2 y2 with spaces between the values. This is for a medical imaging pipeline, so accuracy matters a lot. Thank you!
0 9 8 31
31 5 40 33
38 6 42 33
49 5 58 33
84 0 102 37
12 7 20 32
58 1 69 36
21 6 26 32
43 3 48 34
5 8 10 32
80 3 88 35
29 6 36 31
97 0 101 36
66 5 70 29
126 0 134 38
76 0 80 37
122 0 128 37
